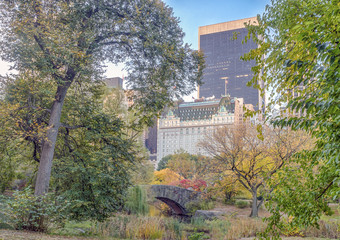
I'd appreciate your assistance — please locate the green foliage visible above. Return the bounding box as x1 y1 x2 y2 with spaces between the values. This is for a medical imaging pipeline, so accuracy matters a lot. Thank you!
0 74 139 222
161 149 214 180
0 146 16 193
0 195 10 227
235 200 249 209
243 0 340 236
125 186 149 215
51 220 94 236
130 159 155 185
188 230 210 240
4 188 69 232
157 155 172 171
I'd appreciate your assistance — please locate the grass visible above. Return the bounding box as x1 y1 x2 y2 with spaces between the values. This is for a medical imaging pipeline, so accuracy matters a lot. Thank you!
50 221 94 236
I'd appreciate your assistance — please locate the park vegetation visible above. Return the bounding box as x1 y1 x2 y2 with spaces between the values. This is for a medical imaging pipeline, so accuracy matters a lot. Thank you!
0 0 339 239
242 0 340 238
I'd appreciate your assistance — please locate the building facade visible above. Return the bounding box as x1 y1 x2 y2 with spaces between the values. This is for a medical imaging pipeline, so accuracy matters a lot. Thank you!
156 96 252 164
105 77 123 89
198 17 264 111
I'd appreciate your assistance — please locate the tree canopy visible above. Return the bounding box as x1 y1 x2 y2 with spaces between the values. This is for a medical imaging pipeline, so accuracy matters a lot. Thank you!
0 0 203 196
200 124 311 218
243 0 339 235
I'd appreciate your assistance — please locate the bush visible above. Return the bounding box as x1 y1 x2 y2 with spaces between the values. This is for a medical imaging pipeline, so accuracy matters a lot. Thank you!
4 188 69 232
235 200 248 209
188 230 210 240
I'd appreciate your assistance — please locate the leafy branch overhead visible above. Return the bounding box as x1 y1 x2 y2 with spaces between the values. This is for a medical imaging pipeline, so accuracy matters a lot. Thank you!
242 0 339 237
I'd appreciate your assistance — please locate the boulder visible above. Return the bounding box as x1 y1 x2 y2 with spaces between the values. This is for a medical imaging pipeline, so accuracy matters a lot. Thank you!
193 210 224 220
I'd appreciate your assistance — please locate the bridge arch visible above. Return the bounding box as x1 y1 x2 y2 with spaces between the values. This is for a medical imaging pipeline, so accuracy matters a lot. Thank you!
150 185 201 215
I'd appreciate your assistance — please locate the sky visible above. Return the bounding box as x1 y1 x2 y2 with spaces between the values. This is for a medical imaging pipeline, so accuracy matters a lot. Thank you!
0 0 271 95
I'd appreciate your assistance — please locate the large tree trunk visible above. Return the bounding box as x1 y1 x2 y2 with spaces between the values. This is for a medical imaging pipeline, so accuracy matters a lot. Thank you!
250 189 259 218
34 85 69 196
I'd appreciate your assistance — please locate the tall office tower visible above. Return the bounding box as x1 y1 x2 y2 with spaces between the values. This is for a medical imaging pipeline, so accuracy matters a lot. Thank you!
198 17 264 111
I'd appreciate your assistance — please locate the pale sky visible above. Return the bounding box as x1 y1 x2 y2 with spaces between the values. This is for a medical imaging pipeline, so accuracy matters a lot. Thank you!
0 0 270 99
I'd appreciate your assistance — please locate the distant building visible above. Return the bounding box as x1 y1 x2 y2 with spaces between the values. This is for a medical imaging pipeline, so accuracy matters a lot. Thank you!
105 77 123 89
156 96 253 164
198 17 265 111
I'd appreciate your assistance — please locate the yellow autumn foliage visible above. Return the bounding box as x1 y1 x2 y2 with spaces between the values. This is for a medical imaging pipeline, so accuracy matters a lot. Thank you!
152 168 183 185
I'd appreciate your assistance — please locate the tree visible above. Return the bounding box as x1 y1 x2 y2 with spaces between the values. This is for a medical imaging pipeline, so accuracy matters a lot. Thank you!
200 124 310 217
157 155 172 171
157 150 215 180
152 168 182 185
243 0 339 234
0 72 145 220
166 150 197 179
0 0 203 196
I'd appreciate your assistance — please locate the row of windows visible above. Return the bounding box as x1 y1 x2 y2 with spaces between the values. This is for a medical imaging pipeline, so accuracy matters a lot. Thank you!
160 122 237 137
179 107 217 112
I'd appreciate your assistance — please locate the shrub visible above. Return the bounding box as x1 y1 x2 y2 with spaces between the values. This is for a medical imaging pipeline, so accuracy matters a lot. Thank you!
4 188 69 232
235 200 248 209
0 195 13 230
188 230 210 240
0 195 8 222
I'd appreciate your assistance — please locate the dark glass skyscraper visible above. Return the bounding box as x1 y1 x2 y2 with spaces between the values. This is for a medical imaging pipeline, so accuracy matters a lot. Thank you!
198 17 264 110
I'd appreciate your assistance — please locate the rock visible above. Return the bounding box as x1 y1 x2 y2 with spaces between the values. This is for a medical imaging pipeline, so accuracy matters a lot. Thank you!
193 210 224 220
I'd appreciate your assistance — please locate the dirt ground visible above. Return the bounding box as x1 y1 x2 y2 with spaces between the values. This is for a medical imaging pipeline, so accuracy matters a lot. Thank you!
212 202 271 219
0 230 98 240
0 229 334 240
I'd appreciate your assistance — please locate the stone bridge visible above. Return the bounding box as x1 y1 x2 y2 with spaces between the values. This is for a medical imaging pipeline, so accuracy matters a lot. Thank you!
150 185 201 215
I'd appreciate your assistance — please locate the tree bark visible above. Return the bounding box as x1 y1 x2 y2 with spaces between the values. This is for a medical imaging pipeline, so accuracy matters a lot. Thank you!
34 85 70 196
250 189 259 218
